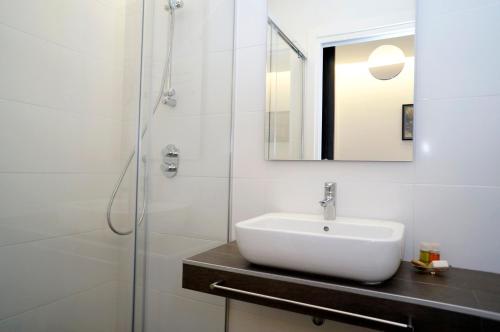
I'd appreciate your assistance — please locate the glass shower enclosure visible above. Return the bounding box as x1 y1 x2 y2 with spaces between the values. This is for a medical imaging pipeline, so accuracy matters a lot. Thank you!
266 19 305 160
0 0 145 330
0 0 234 331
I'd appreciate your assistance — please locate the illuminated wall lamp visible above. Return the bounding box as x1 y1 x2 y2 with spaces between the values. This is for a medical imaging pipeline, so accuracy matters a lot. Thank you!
368 45 406 80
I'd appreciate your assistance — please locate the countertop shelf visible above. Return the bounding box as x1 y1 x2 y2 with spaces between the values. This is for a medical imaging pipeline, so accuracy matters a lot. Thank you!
182 242 500 331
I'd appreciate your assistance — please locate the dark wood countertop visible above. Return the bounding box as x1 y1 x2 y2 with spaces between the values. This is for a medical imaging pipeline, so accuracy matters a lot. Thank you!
183 242 500 331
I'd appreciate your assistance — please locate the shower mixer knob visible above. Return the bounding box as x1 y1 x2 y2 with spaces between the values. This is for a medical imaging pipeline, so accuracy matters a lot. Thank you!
162 144 179 158
161 163 177 172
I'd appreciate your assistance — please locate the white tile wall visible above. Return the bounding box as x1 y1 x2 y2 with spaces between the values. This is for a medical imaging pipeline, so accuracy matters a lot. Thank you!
146 233 224 305
416 1 500 100
414 185 500 272
415 96 500 187
411 0 500 274
146 289 225 332
230 0 500 330
0 0 143 330
0 100 122 174
0 282 118 332
0 234 116 320
143 0 234 331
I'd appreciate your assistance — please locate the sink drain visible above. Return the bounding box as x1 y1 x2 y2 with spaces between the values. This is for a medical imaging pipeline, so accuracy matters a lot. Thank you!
323 226 330 232
312 317 325 326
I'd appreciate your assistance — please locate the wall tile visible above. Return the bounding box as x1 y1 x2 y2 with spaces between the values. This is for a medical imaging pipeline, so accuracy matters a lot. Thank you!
0 24 125 120
416 1 500 100
414 185 500 273
418 0 500 18
147 233 224 305
0 282 118 332
0 99 122 174
148 175 229 241
204 0 237 53
234 45 267 113
0 0 125 62
146 290 225 332
0 173 118 248
235 0 267 49
415 96 500 186
0 239 115 320
204 50 235 115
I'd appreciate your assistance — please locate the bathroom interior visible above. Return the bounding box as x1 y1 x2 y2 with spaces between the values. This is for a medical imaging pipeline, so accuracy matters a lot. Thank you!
1 0 499 331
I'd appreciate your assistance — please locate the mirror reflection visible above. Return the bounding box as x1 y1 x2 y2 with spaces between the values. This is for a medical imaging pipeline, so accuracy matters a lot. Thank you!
265 0 415 161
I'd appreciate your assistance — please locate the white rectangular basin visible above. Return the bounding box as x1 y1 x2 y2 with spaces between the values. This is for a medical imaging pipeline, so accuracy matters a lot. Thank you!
235 213 405 283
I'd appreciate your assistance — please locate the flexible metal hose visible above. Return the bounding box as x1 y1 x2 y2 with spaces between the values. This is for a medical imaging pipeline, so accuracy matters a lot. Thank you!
106 4 177 235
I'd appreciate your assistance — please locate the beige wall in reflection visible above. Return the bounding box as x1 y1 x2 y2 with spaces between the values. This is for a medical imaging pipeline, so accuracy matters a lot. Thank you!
334 36 415 161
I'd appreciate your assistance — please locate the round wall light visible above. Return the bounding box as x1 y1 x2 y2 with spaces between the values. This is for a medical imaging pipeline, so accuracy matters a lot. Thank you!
368 45 406 80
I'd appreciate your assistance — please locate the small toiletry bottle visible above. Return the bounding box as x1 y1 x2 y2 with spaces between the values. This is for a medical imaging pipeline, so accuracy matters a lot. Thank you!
429 243 441 262
419 242 431 264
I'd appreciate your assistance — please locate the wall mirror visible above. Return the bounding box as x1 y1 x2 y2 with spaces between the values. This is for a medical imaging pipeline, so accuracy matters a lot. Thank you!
265 0 415 161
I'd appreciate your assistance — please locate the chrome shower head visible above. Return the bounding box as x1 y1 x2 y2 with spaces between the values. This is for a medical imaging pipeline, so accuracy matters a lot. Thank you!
166 0 184 11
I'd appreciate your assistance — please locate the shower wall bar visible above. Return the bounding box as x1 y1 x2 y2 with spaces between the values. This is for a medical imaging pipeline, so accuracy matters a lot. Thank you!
106 0 182 235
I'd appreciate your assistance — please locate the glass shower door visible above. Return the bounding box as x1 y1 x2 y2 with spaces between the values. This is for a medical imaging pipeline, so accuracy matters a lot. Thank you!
0 1 147 331
140 0 235 331
266 21 305 160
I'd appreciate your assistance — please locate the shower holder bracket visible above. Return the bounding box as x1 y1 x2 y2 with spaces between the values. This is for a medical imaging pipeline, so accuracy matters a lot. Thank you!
162 88 177 107
165 0 184 11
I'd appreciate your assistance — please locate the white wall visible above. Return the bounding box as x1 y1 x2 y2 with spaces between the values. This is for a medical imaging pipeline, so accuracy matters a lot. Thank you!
230 0 500 331
0 0 143 330
334 36 414 161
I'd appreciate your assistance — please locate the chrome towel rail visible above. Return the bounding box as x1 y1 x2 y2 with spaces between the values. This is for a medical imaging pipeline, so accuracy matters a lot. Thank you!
209 281 413 330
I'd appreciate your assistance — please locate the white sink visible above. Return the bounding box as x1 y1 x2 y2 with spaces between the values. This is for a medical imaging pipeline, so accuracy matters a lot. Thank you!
235 213 405 284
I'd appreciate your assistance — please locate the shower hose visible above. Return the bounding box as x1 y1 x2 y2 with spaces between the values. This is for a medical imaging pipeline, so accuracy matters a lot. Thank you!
106 4 177 235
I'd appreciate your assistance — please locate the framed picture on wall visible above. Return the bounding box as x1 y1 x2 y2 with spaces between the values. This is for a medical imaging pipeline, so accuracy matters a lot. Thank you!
402 104 414 140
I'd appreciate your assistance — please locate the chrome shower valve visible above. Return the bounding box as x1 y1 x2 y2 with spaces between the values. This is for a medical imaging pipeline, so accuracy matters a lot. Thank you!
161 144 179 178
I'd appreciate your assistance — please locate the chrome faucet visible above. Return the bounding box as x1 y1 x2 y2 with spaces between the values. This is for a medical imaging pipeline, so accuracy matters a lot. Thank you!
319 182 336 220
